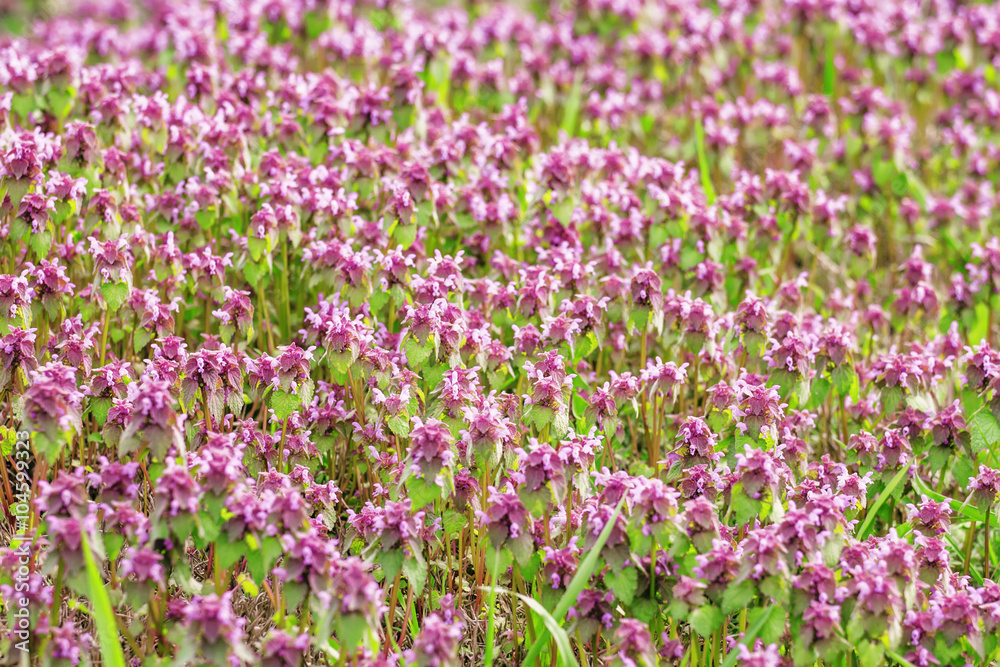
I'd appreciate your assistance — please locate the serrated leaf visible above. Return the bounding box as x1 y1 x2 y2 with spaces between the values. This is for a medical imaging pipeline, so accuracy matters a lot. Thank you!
689 605 724 638
748 605 786 645
336 613 369 652
405 475 441 509
133 328 152 353
832 364 859 401
403 551 428 596
605 566 638 606
881 385 903 415
387 415 410 437
377 548 405 581
442 509 467 535
969 409 1000 453
270 389 300 420
721 580 756 614
856 640 884 667
808 376 832 409
100 281 130 312
404 338 431 367
215 539 245 571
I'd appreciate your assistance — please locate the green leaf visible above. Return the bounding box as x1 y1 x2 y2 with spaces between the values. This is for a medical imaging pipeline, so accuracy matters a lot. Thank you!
689 605 724 638
856 640 885 667
336 613 369 652
100 281 130 312
245 536 283 585
387 415 410 437
522 496 626 666
857 465 909 539
748 605 786 645
722 606 784 667
133 328 153 353
831 364 859 401
881 385 903 415
29 230 53 258
304 9 330 38
215 539 245 571
405 475 441 510
404 338 432 367
631 598 658 624
969 408 1000 454
369 289 389 314
81 532 127 667
731 491 762 526
376 548 405 581
605 566 638 606
524 405 555 431
823 31 836 96
808 376 832 409
104 533 125 561
393 224 417 248
442 509 467 535
906 393 935 413
270 389 300 420
0 426 14 457
402 551 428 596
962 388 984 419
721 580 756 614
243 259 265 286
248 236 267 262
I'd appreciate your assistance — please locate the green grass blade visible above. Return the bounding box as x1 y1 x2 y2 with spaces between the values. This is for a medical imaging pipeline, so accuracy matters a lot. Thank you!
823 33 836 97
560 73 583 136
721 606 779 667
484 549 499 667
943 531 984 586
81 532 127 667
516 593 579 667
694 117 716 205
521 495 626 666
857 465 909 539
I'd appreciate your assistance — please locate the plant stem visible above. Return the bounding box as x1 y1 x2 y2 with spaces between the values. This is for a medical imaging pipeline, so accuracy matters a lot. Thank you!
382 569 402 657
986 507 992 581
963 522 977 576
99 308 110 366
281 238 292 340
484 549 499 667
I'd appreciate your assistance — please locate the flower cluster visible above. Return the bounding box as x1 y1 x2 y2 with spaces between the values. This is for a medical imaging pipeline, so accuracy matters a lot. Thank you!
3 0 1000 665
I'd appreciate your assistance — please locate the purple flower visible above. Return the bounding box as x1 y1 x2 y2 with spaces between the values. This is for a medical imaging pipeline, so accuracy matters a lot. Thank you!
119 375 185 457
408 417 456 481
404 609 464 667
259 630 312 667
969 465 1000 510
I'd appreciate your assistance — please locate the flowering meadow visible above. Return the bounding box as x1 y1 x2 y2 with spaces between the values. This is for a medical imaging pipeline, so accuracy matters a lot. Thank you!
5 0 1000 665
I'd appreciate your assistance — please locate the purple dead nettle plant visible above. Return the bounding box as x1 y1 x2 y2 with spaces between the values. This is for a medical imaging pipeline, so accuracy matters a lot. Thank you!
7 0 1000 664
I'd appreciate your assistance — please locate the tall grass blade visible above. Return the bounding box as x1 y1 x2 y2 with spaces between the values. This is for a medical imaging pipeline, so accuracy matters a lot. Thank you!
521 495 626 666
694 117 716 204
857 465 909 539
81 532 127 667
721 606 779 667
